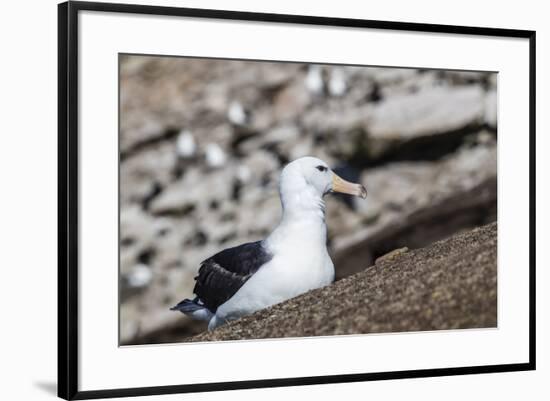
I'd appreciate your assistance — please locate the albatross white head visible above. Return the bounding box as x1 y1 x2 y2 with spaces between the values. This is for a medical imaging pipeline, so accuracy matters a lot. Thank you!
266 156 366 259
278 156 367 221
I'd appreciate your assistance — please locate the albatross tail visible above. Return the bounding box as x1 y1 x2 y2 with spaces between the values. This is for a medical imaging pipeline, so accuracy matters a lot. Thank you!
170 297 213 321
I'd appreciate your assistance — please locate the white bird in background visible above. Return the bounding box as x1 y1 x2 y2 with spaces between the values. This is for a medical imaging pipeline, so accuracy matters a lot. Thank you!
204 143 227 168
227 100 248 126
172 157 367 330
328 67 348 97
305 65 324 95
176 129 196 158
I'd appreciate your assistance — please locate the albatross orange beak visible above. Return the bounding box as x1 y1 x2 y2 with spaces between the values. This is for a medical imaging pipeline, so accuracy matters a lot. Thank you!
332 173 367 199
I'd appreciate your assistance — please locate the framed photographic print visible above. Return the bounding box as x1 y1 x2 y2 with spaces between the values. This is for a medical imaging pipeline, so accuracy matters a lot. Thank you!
58 1 536 399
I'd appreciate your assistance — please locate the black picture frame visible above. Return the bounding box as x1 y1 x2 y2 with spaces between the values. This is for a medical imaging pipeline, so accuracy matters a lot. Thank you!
58 1 536 399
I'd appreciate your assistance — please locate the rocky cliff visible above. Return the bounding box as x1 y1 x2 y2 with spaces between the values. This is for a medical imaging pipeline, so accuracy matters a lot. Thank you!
119 56 497 345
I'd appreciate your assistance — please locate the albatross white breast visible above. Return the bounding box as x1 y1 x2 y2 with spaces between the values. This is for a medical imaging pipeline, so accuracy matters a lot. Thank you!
171 156 367 330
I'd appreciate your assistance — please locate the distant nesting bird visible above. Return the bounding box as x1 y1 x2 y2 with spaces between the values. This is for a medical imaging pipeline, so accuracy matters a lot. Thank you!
328 67 347 97
176 130 196 158
227 100 249 126
305 65 324 95
171 157 367 329
204 143 227 168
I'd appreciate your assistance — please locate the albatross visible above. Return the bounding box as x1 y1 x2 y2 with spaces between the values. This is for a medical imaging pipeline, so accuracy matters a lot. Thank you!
171 156 367 329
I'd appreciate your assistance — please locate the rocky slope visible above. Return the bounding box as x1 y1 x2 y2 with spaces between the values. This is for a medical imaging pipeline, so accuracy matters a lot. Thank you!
189 222 497 342
119 56 497 345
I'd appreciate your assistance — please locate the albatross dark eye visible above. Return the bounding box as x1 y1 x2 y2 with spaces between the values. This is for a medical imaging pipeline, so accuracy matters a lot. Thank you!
316 165 328 172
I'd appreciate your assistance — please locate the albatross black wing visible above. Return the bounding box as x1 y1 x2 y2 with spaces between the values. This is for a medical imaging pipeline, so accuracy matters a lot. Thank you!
193 241 272 313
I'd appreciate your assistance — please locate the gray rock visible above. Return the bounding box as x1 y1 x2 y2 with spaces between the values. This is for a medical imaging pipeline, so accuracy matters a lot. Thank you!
485 89 497 128
118 56 498 344
363 85 486 159
273 80 311 121
370 86 485 139
120 142 177 205
331 143 497 277
150 168 233 215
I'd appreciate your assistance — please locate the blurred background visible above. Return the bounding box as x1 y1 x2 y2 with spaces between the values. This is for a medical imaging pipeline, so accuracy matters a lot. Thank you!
119 55 497 345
